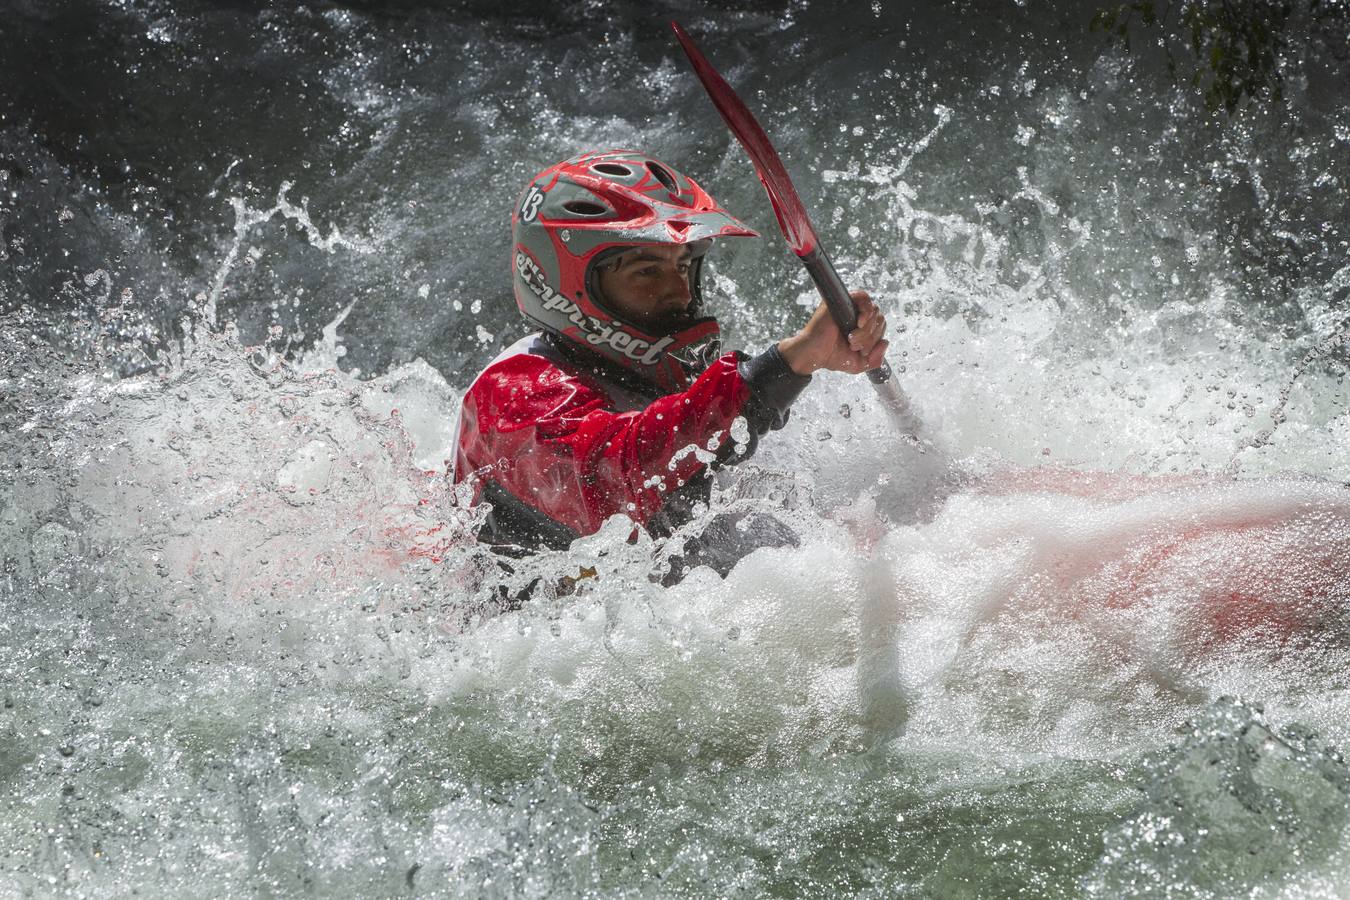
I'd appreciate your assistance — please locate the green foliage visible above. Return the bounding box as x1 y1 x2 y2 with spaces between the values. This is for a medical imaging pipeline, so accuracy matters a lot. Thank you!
1088 0 1342 116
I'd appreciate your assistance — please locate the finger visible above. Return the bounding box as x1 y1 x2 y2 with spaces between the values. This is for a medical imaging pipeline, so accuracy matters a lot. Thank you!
863 339 889 371
842 293 880 353
857 292 882 324
850 315 885 354
852 299 875 331
847 316 873 349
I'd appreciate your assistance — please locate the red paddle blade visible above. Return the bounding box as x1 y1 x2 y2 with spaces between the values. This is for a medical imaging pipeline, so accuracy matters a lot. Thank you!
671 21 819 258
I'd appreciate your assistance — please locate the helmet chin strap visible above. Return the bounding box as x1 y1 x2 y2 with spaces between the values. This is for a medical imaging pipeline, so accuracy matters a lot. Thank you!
686 254 706 318
667 330 722 376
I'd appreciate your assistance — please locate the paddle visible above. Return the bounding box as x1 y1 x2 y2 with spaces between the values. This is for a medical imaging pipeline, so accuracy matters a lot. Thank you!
671 21 927 445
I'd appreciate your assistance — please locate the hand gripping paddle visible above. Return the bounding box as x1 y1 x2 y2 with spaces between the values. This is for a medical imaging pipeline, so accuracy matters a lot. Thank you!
671 21 926 445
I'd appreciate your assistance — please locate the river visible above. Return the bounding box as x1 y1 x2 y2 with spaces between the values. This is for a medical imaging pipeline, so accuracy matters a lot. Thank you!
3 1 1350 895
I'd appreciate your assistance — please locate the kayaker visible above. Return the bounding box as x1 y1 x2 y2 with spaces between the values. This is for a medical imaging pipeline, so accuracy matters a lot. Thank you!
452 149 887 575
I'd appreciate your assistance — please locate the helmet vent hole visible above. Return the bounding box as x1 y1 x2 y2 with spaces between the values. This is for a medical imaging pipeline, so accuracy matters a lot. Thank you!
592 163 632 178
563 200 609 216
646 162 679 193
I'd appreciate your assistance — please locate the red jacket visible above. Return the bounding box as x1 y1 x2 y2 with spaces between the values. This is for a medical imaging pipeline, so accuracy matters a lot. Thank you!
453 332 809 551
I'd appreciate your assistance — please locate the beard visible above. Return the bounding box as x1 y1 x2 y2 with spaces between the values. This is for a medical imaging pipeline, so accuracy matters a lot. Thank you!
645 305 702 336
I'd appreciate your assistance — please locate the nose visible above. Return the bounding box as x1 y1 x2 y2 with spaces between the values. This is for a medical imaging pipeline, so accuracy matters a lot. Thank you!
658 266 691 308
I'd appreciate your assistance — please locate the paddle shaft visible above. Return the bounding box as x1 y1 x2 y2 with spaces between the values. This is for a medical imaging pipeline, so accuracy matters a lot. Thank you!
800 246 889 384
670 20 925 442
800 245 926 440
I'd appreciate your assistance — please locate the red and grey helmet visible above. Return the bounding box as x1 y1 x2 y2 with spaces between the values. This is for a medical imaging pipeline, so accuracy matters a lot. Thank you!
511 149 758 393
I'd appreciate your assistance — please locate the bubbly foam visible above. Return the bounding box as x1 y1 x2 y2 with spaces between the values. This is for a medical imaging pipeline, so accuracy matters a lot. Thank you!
3 2 1350 894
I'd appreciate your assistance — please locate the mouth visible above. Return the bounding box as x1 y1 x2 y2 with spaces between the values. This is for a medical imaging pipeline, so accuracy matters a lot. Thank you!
645 306 699 335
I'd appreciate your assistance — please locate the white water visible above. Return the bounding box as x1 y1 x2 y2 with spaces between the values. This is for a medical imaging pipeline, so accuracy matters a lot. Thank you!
4 4 1350 889
4 157 1349 894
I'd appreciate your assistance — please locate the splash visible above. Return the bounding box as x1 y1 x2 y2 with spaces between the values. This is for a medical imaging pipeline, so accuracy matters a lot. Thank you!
3 1 1350 895
201 179 376 329
1230 308 1350 469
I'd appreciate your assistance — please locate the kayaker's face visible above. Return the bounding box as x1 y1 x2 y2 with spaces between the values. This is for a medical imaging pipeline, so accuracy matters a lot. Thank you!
596 244 697 334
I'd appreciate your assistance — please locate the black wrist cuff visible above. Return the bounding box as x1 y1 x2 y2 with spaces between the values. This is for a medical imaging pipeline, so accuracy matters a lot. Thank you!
737 344 812 433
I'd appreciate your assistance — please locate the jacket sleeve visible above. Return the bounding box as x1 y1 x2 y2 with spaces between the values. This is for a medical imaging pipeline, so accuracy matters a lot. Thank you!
458 346 810 536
